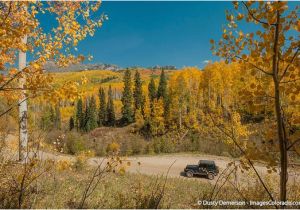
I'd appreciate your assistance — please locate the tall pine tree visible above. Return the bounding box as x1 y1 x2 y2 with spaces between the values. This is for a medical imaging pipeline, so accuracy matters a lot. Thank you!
98 87 106 126
157 70 170 123
157 69 167 99
88 95 98 131
106 85 116 126
133 70 143 112
148 77 156 102
83 98 90 132
76 98 84 130
69 116 75 131
148 77 157 117
121 69 134 124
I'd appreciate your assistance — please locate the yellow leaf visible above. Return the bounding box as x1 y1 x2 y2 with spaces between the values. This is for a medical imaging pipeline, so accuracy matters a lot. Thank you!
237 13 244 21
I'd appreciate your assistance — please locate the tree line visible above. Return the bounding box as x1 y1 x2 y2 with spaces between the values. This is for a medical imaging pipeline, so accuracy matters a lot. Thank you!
69 85 116 132
66 69 169 135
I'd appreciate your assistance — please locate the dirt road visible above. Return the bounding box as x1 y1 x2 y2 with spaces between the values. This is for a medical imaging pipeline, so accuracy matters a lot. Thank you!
87 153 273 181
4 135 300 183
87 154 234 178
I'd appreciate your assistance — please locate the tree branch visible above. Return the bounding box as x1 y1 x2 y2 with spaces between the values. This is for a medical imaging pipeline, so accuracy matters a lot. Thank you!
1 87 51 92
280 78 300 84
0 70 23 91
0 2 12 27
280 47 300 81
235 55 273 76
287 139 300 151
0 68 46 91
207 112 276 205
0 96 30 119
241 1 276 26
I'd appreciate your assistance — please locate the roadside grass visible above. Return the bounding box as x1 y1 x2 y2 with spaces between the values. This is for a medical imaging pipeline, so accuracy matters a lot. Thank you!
31 166 300 209
34 168 212 209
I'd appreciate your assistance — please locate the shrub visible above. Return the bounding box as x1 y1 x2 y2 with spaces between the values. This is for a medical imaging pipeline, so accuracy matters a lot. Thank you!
160 137 175 153
73 151 94 171
64 132 86 155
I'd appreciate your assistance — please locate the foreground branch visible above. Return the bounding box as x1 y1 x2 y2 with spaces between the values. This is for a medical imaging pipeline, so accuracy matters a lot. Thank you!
208 112 276 205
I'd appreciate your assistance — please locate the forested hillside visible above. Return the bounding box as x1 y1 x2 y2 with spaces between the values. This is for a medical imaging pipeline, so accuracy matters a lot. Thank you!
32 58 299 164
0 1 299 208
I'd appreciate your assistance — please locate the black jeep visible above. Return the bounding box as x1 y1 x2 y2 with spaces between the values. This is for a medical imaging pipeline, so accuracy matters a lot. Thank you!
184 160 219 180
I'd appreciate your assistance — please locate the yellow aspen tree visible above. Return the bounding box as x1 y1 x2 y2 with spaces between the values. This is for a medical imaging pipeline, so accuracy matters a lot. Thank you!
212 1 299 203
149 99 165 136
0 1 106 160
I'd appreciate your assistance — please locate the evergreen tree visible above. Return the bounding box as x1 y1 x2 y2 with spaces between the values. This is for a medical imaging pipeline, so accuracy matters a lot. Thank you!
49 106 55 126
133 70 143 112
148 77 157 117
40 105 55 131
148 77 156 102
98 87 106 126
83 97 97 132
141 94 146 117
76 98 84 130
88 95 98 131
157 70 169 123
69 116 75 131
121 69 134 124
83 98 90 132
157 69 167 99
106 85 116 126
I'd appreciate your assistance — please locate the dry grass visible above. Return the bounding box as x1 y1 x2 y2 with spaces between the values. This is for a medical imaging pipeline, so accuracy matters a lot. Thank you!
32 167 211 209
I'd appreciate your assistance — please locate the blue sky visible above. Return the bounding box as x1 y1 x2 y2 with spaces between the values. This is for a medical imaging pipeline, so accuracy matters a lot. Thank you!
38 1 299 69
78 1 230 69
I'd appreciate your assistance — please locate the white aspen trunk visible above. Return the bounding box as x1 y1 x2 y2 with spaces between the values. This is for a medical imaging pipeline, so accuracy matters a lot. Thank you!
19 35 28 162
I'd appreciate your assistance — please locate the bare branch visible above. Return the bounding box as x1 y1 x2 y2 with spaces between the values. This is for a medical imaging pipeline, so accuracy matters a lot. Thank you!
209 164 232 201
211 166 236 201
287 139 300 151
280 78 300 84
1 87 51 92
208 112 276 205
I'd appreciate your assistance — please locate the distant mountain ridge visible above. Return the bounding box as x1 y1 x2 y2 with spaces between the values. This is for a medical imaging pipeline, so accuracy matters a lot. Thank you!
44 61 121 72
44 61 178 72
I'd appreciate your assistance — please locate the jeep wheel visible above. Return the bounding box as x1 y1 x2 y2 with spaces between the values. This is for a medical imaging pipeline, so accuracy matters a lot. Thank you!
186 171 193 178
207 173 214 180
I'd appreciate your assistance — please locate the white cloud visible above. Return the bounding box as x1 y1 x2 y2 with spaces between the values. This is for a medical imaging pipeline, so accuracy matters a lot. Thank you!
202 60 211 64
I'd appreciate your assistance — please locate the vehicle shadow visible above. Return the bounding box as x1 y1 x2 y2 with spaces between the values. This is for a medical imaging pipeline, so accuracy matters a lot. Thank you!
180 171 208 179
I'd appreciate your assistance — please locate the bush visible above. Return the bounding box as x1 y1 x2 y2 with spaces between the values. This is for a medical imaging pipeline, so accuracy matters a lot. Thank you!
45 127 239 158
72 151 94 171
94 144 107 157
160 137 175 153
64 132 86 155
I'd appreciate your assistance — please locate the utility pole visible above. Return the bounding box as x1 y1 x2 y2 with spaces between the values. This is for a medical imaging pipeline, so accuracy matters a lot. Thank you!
18 35 28 162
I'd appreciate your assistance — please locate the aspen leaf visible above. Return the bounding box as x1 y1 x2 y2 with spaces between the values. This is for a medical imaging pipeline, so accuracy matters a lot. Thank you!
237 13 244 20
291 95 296 101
